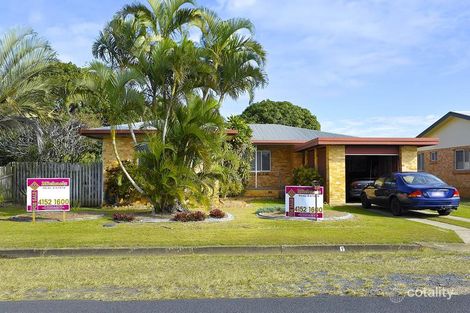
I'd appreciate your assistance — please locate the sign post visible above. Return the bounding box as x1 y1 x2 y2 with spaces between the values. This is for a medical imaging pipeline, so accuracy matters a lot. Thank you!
285 185 324 220
27 178 71 222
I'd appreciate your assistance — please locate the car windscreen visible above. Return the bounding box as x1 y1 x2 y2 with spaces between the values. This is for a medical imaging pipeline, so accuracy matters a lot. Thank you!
399 173 446 186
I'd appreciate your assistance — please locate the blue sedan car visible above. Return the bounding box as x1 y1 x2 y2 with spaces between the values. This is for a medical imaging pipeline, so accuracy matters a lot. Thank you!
361 172 460 216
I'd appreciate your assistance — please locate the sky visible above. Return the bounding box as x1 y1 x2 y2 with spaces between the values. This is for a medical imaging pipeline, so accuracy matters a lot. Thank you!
1 0 470 137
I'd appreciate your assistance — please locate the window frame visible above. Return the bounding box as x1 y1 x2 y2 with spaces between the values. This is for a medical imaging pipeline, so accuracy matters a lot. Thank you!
417 153 425 171
455 149 470 170
430 151 438 162
251 150 272 172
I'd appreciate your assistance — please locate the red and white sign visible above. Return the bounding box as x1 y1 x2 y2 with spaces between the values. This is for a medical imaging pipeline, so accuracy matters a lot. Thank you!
27 178 71 212
285 186 324 219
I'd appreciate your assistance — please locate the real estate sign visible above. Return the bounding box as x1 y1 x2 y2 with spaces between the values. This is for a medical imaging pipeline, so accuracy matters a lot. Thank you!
285 185 324 219
27 178 71 212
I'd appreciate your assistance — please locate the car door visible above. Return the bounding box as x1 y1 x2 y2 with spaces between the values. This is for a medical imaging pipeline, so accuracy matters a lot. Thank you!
373 176 389 207
365 177 385 205
380 176 397 207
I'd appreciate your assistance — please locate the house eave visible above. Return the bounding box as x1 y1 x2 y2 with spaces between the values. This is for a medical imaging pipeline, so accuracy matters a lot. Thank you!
295 137 440 152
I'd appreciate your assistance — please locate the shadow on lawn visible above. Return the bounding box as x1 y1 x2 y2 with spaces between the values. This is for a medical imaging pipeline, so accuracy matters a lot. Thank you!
334 203 448 221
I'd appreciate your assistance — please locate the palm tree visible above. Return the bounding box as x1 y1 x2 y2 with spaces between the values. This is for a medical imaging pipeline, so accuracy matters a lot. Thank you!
91 1 269 210
94 0 206 144
119 0 199 40
92 17 145 69
83 62 146 194
139 95 225 213
0 28 56 151
197 10 267 104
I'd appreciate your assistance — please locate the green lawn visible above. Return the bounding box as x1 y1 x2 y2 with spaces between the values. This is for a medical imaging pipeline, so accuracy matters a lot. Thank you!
454 200 470 218
0 250 468 300
0 198 461 248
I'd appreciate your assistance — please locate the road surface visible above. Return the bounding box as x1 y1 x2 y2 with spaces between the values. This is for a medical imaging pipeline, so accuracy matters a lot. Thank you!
1 296 468 313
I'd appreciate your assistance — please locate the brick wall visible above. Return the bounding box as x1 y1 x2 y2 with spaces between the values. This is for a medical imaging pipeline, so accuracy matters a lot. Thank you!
419 145 470 197
326 145 346 205
247 145 303 193
400 146 418 172
102 136 137 170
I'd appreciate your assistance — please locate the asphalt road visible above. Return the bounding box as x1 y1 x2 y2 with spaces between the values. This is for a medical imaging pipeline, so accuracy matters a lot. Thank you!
1 296 468 313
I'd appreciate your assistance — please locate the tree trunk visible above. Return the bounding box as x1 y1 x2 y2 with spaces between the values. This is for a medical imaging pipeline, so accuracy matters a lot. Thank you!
128 123 138 145
162 102 173 144
111 126 145 194
217 94 225 107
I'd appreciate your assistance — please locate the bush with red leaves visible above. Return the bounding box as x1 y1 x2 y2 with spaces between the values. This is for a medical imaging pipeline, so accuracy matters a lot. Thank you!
209 208 226 219
172 211 207 222
112 213 135 222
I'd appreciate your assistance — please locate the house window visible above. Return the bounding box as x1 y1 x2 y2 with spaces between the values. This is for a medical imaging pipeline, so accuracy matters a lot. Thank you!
430 151 438 162
251 150 271 172
417 153 425 171
455 150 470 170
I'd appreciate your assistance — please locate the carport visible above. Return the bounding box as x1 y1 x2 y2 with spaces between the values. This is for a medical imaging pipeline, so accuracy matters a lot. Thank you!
296 138 439 205
345 145 399 201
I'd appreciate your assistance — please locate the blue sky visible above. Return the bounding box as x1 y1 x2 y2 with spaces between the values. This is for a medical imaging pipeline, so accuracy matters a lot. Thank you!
1 0 470 137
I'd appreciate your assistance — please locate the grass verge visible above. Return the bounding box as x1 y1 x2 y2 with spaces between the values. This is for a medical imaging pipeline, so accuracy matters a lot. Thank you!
0 250 468 301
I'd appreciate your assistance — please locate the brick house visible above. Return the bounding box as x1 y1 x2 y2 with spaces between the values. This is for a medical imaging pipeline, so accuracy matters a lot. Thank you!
417 111 470 198
81 123 438 205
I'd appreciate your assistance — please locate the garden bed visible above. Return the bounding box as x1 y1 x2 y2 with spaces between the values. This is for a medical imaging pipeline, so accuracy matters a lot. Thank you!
135 212 234 223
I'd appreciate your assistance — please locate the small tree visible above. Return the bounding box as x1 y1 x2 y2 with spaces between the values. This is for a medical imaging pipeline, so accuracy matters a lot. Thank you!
0 119 101 165
83 62 146 195
219 116 254 197
240 99 321 130
292 167 323 186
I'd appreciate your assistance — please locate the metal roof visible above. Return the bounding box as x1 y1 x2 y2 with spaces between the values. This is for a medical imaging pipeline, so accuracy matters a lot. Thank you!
249 124 351 142
85 122 156 131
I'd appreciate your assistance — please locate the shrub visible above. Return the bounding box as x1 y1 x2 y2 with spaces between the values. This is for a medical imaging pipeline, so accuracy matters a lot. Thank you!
292 166 323 186
209 208 226 218
173 211 207 222
219 116 254 197
112 213 135 222
105 161 141 206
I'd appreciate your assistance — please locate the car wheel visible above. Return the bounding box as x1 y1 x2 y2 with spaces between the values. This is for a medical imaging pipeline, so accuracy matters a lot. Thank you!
361 193 371 209
438 209 452 216
390 198 402 216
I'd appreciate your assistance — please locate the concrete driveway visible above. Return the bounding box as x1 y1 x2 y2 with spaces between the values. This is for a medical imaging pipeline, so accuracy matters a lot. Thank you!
362 205 470 244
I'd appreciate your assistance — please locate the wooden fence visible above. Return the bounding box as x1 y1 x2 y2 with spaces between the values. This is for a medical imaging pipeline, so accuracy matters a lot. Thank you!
0 164 13 201
1 162 103 207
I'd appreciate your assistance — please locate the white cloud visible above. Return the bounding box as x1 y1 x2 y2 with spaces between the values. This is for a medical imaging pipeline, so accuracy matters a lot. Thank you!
44 22 103 66
217 0 256 10
215 0 468 91
322 114 440 137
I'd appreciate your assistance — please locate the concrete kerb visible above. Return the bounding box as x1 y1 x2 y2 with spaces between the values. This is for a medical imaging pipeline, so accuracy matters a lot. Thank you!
0 244 423 259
